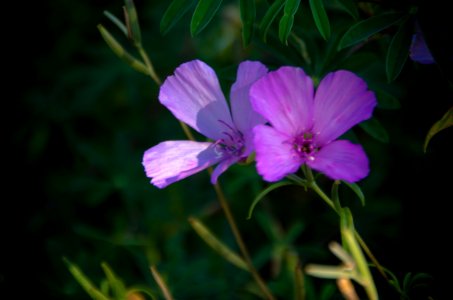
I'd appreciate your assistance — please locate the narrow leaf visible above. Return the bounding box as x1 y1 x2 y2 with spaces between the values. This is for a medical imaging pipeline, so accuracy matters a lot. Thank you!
101 262 127 300
160 0 197 35
309 0 331 40
190 0 223 36
124 0 142 45
336 0 359 20
259 0 285 42
248 181 294 219
103 11 128 36
97 25 149 75
63 258 110 300
424 107 453 152
359 117 389 143
294 260 306 300
342 181 365 206
188 217 249 271
240 0 256 46
338 13 404 50
150 266 175 300
375 90 401 110
305 264 355 279
331 180 342 212
386 17 412 82
279 0 301 44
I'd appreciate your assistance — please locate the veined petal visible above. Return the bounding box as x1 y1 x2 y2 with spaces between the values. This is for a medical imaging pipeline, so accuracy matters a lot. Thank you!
142 140 222 188
254 125 303 182
211 156 240 184
307 140 369 182
313 70 376 145
159 60 234 140
230 61 268 152
250 66 314 136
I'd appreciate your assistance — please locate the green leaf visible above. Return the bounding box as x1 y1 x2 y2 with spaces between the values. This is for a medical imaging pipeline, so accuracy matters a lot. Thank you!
188 217 249 271
103 11 127 36
240 0 256 46
101 262 127 300
336 0 359 20
124 0 142 45
63 258 110 300
190 0 223 36
375 89 401 110
359 117 389 143
247 181 294 219
279 0 301 44
386 17 412 82
342 181 365 206
259 0 285 42
338 12 404 50
160 0 197 35
424 107 453 152
331 180 342 212
97 24 149 75
309 0 330 40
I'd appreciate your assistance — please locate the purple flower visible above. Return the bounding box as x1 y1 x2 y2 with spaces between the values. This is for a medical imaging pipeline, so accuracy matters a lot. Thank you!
142 60 268 188
250 67 377 183
409 27 435 64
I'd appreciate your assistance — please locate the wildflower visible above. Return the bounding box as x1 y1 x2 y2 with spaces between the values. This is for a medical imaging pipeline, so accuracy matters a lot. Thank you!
143 60 268 188
250 67 376 183
409 24 435 64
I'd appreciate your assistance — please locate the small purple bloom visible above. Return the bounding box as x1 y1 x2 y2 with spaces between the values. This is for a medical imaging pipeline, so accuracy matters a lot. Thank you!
143 60 268 188
250 67 377 183
409 26 435 64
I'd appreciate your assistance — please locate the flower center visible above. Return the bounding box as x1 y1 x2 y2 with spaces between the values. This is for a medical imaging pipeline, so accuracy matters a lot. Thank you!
214 120 245 157
293 132 319 161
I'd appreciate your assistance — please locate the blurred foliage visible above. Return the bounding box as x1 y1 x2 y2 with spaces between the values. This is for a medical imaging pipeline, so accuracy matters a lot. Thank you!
7 0 452 299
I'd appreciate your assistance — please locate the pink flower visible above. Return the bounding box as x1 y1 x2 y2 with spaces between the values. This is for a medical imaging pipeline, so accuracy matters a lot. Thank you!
250 67 377 183
143 60 268 188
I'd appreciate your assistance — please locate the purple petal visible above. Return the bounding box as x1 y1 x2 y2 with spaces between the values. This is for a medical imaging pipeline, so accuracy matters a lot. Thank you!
211 156 240 184
142 140 222 188
307 140 369 182
230 61 268 155
313 71 376 146
159 60 234 140
250 66 314 136
409 32 435 64
253 125 303 182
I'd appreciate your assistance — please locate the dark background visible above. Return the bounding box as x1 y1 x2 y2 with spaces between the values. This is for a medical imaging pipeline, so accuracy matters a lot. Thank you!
5 0 451 298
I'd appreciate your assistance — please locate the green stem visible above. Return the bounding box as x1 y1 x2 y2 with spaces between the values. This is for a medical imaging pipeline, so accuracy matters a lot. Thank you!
137 46 162 86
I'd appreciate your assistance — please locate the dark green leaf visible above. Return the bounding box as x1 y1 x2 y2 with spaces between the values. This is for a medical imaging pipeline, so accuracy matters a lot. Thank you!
375 89 401 110
336 0 359 20
424 107 453 152
240 0 256 46
309 0 330 40
247 181 294 219
259 0 285 42
342 181 365 206
386 17 412 82
359 117 389 143
338 13 405 50
331 180 342 212
190 0 223 36
160 0 197 35
124 0 142 45
279 0 301 44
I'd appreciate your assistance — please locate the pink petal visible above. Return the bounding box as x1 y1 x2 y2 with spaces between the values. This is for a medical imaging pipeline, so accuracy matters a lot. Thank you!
307 140 369 182
313 71 376 146
159 60 234 141
253 125 303 182
211 156 240 184
142 141 222 188
250 66 314 136
230 61 268 153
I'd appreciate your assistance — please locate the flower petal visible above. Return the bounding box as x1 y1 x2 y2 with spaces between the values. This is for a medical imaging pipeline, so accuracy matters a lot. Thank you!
211 156 240 184
313 70 376 145
409 31 435 64
159 60 234 140
307 140 369 182
142 140 222 188
250 66 314 136
230 61 268 153
253 125 303 182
